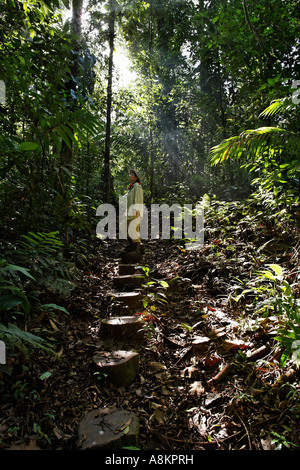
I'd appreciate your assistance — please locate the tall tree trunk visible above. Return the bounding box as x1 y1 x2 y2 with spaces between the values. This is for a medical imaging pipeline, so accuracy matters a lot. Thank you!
61 0 83 168
72 0 83 40
59 0 83 243
149 127 154 201
148 6 154 202
103 0 116 204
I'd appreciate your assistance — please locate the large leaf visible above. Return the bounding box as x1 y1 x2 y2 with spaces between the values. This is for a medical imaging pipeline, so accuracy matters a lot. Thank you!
40 303 69 315
0 287 31 316
260 97 297 118
18 142 39 151
210 94 299 166
1 264 35 281
268 264 283 277
0 323 53 355
0 295 24 311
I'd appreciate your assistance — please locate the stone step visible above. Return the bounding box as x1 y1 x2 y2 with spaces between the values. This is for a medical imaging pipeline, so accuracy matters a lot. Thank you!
119 264 140 276
113 274 146 290
109 291 142 309
77 407 139 450
192 335 211 356
121 252 142 264
93 350 140 386
100 315 145 345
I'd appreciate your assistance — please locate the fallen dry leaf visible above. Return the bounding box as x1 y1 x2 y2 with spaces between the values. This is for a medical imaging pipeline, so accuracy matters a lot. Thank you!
117 418 132 432
162 385 175 396
205 354 222 368
149 402 166 424
189 381 205 397
154 407 165 424
191 412 207 437
222 339 249 352
181 365 199 378
147 362 167 375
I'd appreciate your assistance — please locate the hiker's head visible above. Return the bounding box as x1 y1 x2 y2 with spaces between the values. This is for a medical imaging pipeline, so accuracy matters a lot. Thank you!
129 169 141 184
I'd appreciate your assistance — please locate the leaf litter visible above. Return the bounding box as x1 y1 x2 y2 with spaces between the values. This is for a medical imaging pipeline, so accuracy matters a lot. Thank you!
0 238 299 451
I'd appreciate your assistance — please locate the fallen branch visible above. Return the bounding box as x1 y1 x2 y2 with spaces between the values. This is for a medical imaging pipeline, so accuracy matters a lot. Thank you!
152 428 243 447
209 343 271 384
209 361 235 384
246 343 271 361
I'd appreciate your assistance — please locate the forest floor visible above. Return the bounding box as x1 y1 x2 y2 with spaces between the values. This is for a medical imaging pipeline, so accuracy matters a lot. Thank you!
0 237 300 452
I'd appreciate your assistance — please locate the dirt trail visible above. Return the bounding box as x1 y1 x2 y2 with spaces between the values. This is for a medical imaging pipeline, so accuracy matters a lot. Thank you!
1 239 299 451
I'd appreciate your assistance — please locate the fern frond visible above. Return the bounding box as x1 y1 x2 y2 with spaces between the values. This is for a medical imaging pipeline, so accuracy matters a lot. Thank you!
0 323 54 356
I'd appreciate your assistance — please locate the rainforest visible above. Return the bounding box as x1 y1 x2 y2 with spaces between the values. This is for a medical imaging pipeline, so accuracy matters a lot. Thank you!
0 0 300 454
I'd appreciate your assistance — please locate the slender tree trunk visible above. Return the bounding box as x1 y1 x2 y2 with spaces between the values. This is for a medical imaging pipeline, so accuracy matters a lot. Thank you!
103 0 116 204
148 7 154 202
59 0 83 243
72 0 83 40
149 127 154 200
242 0 278 65
61 0 83 168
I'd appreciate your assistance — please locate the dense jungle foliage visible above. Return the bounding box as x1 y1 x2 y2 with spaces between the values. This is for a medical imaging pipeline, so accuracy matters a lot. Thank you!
0 0 300 451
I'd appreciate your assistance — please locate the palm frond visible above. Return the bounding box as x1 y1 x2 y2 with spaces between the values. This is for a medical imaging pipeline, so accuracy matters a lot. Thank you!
210 93 299 166
210 127 288 165
260 99 287 118
260 95 299 119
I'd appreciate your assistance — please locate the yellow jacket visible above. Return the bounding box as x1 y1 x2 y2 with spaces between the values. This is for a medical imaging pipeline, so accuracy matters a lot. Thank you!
127 182 143 220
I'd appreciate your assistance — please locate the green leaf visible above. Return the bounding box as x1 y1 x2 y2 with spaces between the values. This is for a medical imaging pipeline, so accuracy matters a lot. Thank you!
2 264 35 280
0 295 24 311
1 287 31 316
282 281 292 296
159 280 169 288
260 270 276 281
40 303 69 315
19 142 39 151
0 323 54 355
61 0 70 8
51 130 61 149
55 128 72 150
268 264 283 277
39 371 52 380
210 127 288 165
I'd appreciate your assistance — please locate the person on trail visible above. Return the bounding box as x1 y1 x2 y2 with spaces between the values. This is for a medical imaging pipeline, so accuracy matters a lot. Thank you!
121 169 144 256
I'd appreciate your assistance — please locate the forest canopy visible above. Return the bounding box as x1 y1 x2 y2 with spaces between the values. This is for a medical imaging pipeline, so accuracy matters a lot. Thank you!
1 0 299 220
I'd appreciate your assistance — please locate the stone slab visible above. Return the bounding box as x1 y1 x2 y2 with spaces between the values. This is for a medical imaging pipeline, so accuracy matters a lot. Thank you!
119 264 140 276
78 407 139 450
100 316 145 345
109 291 141 308
93 350 140 386
113 274 145 290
